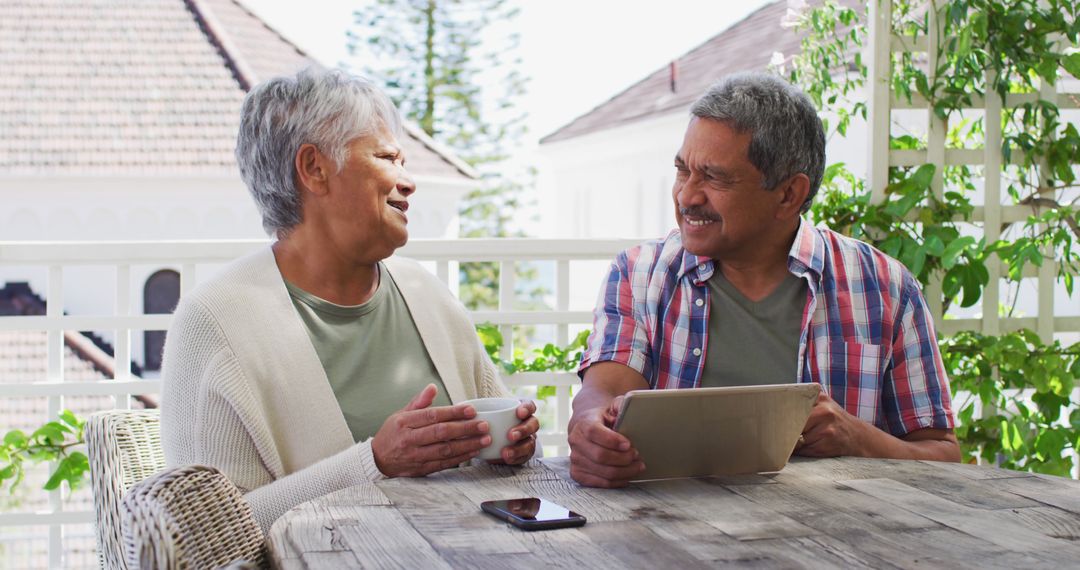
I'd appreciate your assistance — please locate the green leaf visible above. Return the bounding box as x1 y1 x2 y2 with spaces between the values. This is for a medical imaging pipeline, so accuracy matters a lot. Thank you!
924 235 945 257
909 164 936 192
957 26 971 56
879 235 902 259
31 424 65 444
906 244 928 278
1000 419 1013 451
63 452 89 490
941 236 976 269
3 430 27 448
59 410 82 430
960 266 982 308
44 461 70 491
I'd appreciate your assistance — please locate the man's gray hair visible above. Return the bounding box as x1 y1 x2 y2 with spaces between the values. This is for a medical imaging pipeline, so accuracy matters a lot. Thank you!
690 72 825 212
235 67 403 236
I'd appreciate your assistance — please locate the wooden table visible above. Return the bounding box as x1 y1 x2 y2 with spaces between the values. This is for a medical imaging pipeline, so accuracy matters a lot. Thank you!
268 456 1080 568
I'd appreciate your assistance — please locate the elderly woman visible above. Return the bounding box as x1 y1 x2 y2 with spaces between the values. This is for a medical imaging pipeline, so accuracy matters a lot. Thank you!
160 67 538 532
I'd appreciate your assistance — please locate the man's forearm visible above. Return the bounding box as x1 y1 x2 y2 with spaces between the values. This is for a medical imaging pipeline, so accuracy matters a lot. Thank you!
861 425 961 462
570 362 650 432
568 385 615 432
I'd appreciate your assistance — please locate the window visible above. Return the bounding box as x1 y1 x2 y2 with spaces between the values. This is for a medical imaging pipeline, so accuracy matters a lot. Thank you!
143 270 179 371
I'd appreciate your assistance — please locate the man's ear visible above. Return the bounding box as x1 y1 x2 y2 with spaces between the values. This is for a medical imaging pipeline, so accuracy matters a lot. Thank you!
775 173 812 219
295 143 330 196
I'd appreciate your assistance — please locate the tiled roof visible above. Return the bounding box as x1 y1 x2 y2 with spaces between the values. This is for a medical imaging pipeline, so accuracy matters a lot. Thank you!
541 1 802 144
0 0 475 180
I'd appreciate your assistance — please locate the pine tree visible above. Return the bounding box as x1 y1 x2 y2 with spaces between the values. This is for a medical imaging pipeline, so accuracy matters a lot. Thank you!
347 0 532 311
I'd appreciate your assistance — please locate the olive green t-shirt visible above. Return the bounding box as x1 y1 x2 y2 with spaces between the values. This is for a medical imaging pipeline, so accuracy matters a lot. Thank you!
700 269 808 387
285 264 450 442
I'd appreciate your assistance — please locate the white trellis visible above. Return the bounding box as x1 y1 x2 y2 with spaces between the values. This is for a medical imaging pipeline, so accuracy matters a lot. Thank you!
866 0 1080 474
867 0 1079 337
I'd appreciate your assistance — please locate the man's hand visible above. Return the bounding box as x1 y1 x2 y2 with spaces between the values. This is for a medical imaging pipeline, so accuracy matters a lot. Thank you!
372 384 490 477
794 390 870 457
568 396 645 487
795 388 962 462
490 400 540 465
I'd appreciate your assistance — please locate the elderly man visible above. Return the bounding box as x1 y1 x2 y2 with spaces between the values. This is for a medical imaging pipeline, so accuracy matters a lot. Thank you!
568 72 959 488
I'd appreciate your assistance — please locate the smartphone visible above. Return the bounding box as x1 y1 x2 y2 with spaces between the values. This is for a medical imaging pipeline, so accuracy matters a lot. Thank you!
480 497 586 531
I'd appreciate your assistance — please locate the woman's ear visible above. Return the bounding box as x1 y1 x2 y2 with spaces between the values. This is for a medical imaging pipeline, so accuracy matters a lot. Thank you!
776 173 812 220
295 143 330 196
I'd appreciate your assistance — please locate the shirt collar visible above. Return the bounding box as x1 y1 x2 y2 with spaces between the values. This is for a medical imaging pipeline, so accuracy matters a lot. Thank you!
676 217 824 284
786 217 825 279
677 243 714 284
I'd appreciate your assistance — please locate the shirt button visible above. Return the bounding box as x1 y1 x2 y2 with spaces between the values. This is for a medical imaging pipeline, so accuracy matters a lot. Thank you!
693 348 702 357
695 298 704 307
698 264 707 271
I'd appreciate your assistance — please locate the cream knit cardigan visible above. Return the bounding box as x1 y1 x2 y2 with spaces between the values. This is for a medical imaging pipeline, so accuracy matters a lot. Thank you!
160 246 507 532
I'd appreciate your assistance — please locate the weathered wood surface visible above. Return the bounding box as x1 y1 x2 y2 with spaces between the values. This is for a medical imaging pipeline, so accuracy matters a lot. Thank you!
268 457 1080 569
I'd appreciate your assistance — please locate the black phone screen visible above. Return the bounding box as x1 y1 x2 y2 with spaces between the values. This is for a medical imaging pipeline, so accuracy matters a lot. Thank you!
481 497 586 530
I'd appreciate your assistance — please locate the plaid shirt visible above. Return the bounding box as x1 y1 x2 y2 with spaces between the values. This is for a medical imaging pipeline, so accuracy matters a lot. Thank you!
579 219 955 436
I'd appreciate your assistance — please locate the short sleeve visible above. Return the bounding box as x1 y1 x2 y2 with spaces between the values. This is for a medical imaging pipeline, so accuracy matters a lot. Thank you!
578 252 655 384
882 270 955 435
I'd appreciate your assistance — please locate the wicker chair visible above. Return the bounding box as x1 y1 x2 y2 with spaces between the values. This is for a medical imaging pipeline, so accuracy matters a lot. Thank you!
120 465 265 569
86 410 166 570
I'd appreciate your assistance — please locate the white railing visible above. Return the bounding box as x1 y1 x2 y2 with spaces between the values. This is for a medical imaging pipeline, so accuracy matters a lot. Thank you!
0 237 637 568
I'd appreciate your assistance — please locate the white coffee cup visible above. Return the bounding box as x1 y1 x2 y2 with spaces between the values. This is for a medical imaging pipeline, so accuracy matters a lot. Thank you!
461 397 522 461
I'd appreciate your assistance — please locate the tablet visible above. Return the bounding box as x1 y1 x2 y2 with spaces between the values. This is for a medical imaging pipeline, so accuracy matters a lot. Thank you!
612 383 820 481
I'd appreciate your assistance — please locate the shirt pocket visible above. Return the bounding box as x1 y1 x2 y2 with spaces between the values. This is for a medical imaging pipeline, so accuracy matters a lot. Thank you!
814 342 887 426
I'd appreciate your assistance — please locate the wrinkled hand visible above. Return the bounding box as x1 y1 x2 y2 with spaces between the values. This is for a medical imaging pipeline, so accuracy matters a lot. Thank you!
568 396 645 487
372 384 491 477
489 400 540 465
794 390 871 457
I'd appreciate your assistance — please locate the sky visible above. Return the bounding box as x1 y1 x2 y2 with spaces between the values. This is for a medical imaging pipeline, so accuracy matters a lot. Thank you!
238 0 776 145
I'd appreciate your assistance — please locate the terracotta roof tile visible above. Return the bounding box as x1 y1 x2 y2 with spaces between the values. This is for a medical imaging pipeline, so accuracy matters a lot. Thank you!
0 0 474 180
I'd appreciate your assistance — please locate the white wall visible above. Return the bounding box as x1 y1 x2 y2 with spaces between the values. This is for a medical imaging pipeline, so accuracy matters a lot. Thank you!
537 112 688 240
537 109 872 240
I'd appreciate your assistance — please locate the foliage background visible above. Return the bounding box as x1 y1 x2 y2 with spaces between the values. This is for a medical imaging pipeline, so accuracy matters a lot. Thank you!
788 0 1079 476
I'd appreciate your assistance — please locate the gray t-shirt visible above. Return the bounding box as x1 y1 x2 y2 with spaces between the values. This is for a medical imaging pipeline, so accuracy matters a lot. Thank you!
700 269 808 387
285 264 450 442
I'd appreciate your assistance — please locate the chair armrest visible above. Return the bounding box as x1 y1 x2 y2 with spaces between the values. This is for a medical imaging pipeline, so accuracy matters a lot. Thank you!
121 465 265 569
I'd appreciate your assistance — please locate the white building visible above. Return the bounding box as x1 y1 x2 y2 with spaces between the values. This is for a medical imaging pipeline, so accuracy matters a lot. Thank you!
536 1 826 241
0 0 478 375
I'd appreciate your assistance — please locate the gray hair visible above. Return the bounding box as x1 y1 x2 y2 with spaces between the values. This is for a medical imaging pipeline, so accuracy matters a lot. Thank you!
689 72 825 212
235 67 403 236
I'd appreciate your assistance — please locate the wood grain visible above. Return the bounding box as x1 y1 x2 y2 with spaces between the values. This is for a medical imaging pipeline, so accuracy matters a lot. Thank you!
267 457 1080 569
637 478 818 540
985 473 1080 515
840 477 1080 557
1003 506 1080 540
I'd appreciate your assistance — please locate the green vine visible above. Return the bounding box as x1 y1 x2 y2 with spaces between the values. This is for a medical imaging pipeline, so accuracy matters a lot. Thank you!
1 410 88 494
791 0 1080 475
944 330 1080 477
477 323 589 399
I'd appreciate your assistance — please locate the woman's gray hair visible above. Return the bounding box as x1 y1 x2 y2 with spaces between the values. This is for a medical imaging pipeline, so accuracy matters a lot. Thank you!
235 67 403 236
689 72 825 212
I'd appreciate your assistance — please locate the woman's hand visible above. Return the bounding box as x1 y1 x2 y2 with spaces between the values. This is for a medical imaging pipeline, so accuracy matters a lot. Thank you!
490 400 540 465
371 384 491 477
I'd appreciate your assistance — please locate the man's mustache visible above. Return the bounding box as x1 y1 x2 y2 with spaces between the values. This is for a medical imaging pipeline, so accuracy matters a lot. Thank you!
679 207 721 222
